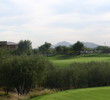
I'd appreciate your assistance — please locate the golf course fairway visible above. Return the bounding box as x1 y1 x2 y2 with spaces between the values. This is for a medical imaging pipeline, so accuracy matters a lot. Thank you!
30 87 110 100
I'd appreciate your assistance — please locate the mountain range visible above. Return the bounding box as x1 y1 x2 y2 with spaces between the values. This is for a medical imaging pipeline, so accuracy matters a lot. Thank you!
52 41 100 48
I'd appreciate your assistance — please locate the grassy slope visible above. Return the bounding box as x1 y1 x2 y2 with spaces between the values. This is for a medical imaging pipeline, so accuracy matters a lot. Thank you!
48 54 110 67
30 87 110 100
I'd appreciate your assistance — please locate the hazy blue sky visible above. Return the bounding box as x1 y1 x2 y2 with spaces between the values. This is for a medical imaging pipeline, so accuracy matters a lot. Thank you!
1 0 110 48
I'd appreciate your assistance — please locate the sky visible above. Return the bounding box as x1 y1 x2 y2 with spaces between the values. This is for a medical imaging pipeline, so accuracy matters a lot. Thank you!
1 0 110 48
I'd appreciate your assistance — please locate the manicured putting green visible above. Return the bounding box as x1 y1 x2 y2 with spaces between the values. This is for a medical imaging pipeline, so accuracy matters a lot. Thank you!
30 87 110 100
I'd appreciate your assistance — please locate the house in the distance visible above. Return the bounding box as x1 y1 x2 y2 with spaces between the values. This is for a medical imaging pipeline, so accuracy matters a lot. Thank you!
0 41 18 50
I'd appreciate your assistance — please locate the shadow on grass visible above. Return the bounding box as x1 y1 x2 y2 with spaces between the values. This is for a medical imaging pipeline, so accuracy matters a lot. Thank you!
48 53 110 60
81 53 110 57
55 55 77 60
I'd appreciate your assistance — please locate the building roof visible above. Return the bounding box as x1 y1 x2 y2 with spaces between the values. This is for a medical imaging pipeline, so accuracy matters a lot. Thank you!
7 42 18 45
0 41 18 45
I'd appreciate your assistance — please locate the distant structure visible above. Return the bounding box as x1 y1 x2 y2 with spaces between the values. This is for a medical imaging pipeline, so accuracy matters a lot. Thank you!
0 41 18 50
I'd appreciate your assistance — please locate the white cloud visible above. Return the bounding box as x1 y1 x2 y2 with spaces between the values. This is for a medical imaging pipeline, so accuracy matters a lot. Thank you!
0 0 110 47
85 0 110 5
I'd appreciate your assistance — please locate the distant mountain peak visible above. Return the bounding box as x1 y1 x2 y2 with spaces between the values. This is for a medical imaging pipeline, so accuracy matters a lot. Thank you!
52 41 71 48
82 42 99 48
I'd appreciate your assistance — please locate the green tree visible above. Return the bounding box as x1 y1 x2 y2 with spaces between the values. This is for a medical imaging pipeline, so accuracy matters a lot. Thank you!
32 48 39 55
0 59 13 95
39 42 51 55
55 46 70 54
96 46 110 53
62 46 70 54
13 40 32 55
0 48 10 60
11 57 37 95
0 56 52 95
55 46 63 54
72 41 84 55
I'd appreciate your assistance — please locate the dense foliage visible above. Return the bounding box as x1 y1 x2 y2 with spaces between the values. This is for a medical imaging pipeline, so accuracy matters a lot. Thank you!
13 40 32 55
96 46 110 53
0 55 53 95
55 46 69 54
43 62 110 90
38 42 51 55
72 41 84 55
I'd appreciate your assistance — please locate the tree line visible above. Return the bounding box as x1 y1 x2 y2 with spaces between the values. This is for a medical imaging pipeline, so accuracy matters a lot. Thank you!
34 41 110 56
3 40 109 56
37 41 85 55
7 40 85 56
43 62 110 89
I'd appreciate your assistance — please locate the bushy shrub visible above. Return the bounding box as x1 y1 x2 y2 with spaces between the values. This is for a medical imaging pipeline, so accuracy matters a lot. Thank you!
0 55 53 95
43 62 110 90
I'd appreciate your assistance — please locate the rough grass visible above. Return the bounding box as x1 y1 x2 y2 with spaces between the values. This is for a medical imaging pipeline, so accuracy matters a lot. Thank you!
0 92 29 100
29 89 57 99
48 54 110 67
30 87 110 100
0 89 56 100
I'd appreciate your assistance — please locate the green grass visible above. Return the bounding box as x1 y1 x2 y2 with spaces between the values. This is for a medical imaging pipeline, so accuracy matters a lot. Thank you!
48 54 110 67
30 87 110 100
